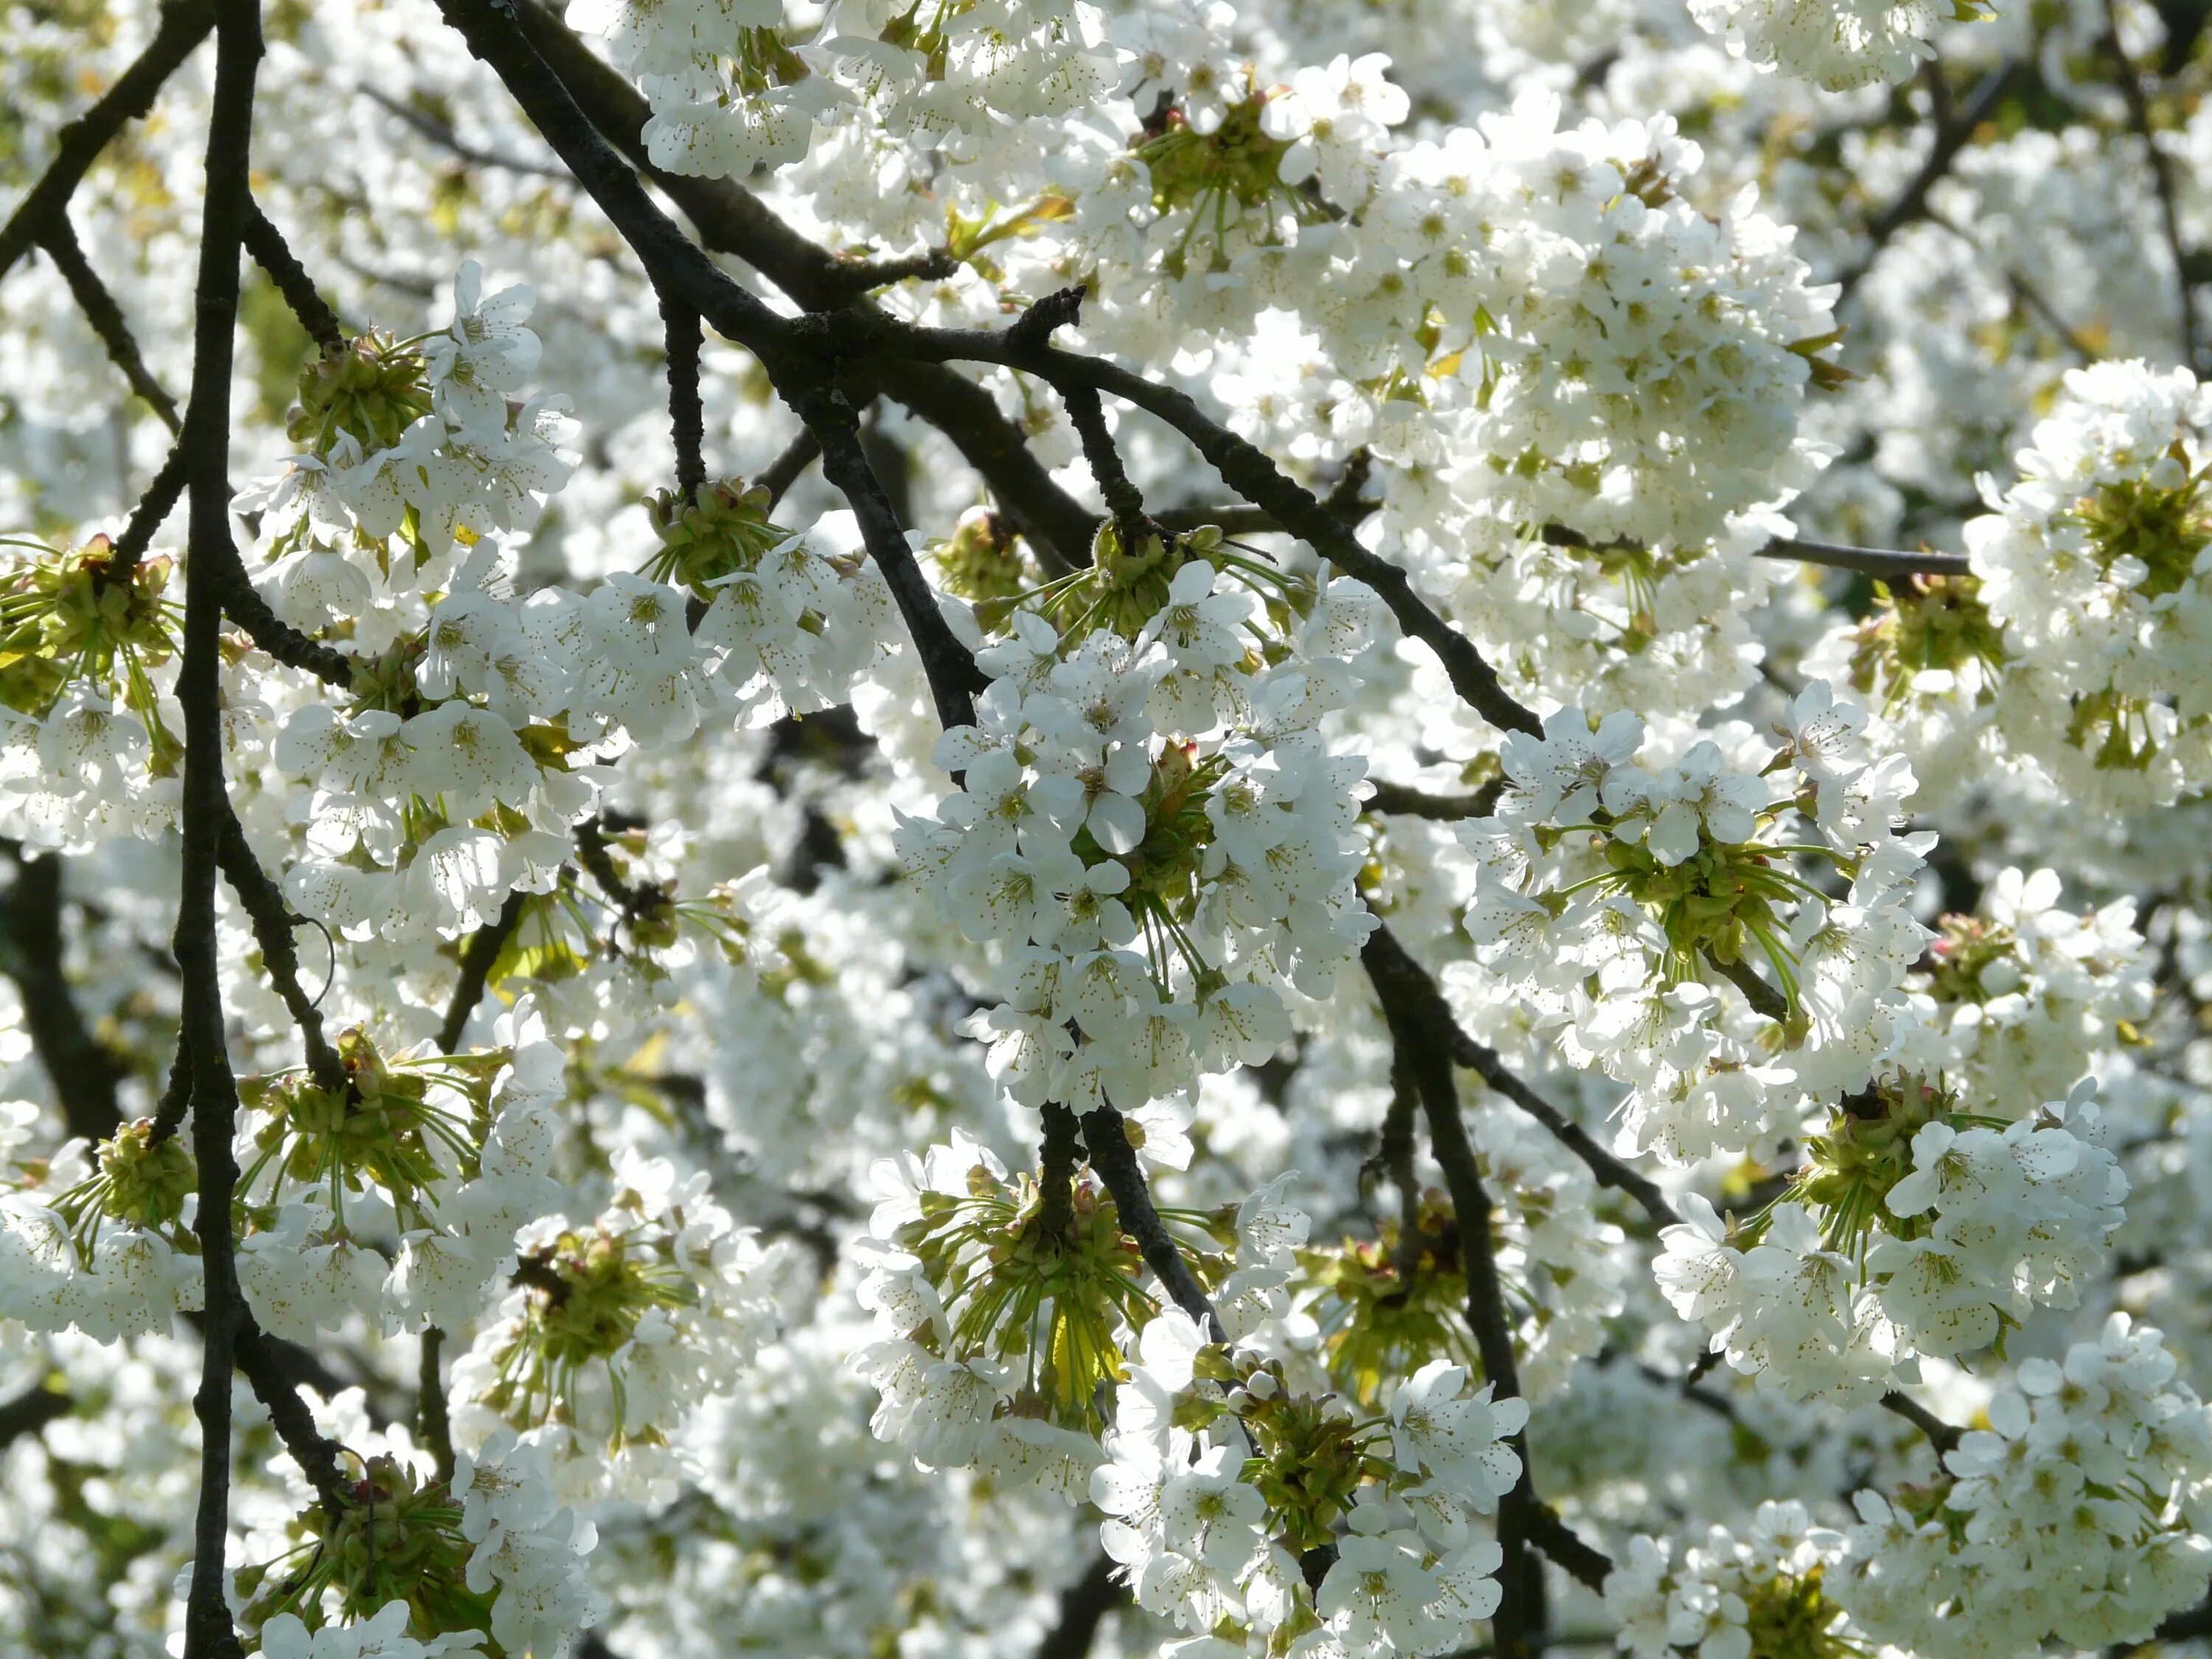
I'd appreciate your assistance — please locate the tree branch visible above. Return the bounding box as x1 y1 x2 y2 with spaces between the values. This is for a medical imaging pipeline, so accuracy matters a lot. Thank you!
439 888 528 1054
2102 2 2197 369
1363 933 1583 1653
241 200 345 354
756 425 821 509
1756 538 1972 580
863 296 1543 737
0 846 128 1142
38 217 183 429
215 807 342 1091
1035 1551 1124 1659
175 0 265 1645
661 293 706 500
1079 1102 1224 1339
1832 59 2024 303
1361 918 1680 1231
0 1377 72 1449
234 1321 349 1512
0 0 215 283
1879 1388 1963 1457
1363 779 1506 822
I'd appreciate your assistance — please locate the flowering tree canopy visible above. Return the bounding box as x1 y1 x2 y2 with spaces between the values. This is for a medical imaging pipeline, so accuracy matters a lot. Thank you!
7 0 2212 1655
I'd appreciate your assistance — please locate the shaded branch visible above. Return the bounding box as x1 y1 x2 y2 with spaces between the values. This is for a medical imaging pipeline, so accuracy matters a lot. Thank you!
439 888 528 1054
894 292 1541 737
1833 59 2024 302
1037 1551 1125 1659
661 293 706 500
1037 1100 1084 1244
418 1325 456 1485
1756 537 1971 580
756 426 821 509
0 0 215 282
112 438 191 577
234 1321 349 1512
39 218 182 429
1705 951 1792 1024
355 80 570 178
1362 918 1680 1232
242 201 345 354
0 846 128 1142
215 807 341 1091
175 0 267 1646
2102 2 2197 369
1364 779 1506 822
1079 1102 1224 1339
0 1377 72 1448
1363 927 1623 1651
1064 383 1151 556
1879 1388 1964 1458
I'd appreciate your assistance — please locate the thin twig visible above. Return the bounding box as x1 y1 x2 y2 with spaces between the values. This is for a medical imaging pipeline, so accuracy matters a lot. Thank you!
0 846 128 1142
438 888 528 1054
111 438 190 577
175 0 265 1647
756 426 821 509
418 1326 456 1484
38 218 182 429
1079 1102 1224 1339
1064 383 1151 557
216 807 342 1091
1879 1389 1964 1457
242 201 345 353
2102 1 2197 369
1757 538 1972 579
0 0 215 282
1364 779 1506 822
1833 59 2024 302
1362 919 1680 1231
661 293 706 501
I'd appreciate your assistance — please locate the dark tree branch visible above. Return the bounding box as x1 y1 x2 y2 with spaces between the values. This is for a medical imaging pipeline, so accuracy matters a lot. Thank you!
1035 1551 1124 1659
111 438 191 578
175 0 265 1645
1705 951 1792 1023
1362 930 1607 1653
0 1378 72 1448
434 0 984 729
234 1322 349 1512
38 218 182 429
756 425 821 509
418 1326 456 1485
215 807 342 1092
661 293 706 500
833 246 960 291
241 201 345 354
1079 1102 1224 1339
493 0 1201 571
212 532 357 687
789 365 987 730
1757 537 1972 579
1832 59 2024 303
1364 779 1506 822
1361 919 1680 1231
1037 1100 1084 1244
1064 383 1151 557
1879 1389 1963 1457
2101 3 2197 370
355 80 571 178
0 0 215 282
0 847 128 1142
862 296 1543 737
439 888 528 1054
